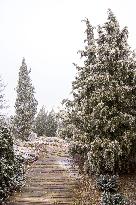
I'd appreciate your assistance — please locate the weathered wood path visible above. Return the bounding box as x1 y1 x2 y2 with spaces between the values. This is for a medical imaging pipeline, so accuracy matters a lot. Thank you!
8 138 79 205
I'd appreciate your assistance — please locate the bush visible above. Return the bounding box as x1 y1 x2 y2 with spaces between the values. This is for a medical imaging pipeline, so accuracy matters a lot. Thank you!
111 193 128 205
13 155 25 189
87 137 133 174
101 192 127 205
96 175 129 205
0 125 25 202
0 126 15 201
96 174 118 192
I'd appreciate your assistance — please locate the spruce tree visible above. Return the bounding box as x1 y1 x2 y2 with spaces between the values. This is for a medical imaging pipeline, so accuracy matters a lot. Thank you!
14 58 38 140
64 10 136 173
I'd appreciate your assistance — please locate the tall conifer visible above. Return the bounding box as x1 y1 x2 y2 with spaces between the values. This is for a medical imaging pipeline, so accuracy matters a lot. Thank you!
64 10 136 173
14 58 38 140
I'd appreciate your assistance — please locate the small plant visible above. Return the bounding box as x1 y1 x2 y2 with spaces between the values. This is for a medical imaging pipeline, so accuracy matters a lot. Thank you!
101 192 128 205
111 193 128 205
96 175 128 205
96 174 118 192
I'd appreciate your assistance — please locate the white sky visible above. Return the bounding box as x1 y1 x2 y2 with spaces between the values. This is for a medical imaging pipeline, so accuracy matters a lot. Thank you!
0 0 136 115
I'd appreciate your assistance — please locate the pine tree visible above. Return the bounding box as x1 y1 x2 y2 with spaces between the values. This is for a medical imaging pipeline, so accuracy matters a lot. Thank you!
14 58 38 140
34 106 47 136
64 10 136 173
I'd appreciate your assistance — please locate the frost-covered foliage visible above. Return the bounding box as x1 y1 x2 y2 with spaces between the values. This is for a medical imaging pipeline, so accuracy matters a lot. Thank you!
33 106 47 136
96 174 118 192
69 141 88 160
44 109 58 137
13 58 38 140
57 109 75 140
0 123 25 202
0 127 46 203
34 108 58 137
96 175 128 205
87 138 131 174
0 125 15 201
60 9 136 174
101 192 127 205
0 76 25 202
13 138 38 163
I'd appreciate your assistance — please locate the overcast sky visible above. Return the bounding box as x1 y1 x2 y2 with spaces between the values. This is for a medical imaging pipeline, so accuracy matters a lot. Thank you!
0 0 136 115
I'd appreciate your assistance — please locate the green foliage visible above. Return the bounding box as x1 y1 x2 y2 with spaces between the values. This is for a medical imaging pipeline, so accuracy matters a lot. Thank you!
87 138 123 174
13 58 38 140
0 69 24 202
34 106 47 136
44 109 58 137
57 109 75 140
0 124 24 202
34 108 58 137
96 174 118 192
69 141 88 158
13 155 25 188
97 175 128 205
0 126 15 201
62 9 136 174
101 192 127 205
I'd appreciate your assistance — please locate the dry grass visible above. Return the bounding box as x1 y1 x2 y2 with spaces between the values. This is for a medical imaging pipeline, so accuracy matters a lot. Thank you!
119 171 136 205
72 170 136 205
73 174 101 205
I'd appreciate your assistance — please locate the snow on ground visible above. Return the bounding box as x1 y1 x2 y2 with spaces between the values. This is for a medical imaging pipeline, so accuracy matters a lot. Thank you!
13 134 47 162
13 135 69 163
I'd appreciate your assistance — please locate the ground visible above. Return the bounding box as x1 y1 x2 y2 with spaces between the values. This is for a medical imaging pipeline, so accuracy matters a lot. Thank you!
7 137 80 205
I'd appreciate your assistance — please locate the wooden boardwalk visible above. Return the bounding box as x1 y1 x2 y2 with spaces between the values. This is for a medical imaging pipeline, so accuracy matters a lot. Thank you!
7 138 79 205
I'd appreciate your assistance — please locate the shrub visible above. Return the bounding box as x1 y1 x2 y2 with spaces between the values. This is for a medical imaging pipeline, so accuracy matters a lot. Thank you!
87 137 133 174
0 125 25 202
0 126 15 201
13 155 25 189
111 193 128 205
100 191 128 205
96 174 118 192
96 175 129 205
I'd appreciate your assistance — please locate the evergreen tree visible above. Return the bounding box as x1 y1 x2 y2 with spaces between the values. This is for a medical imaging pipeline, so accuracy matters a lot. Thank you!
64 10 136 173
34 106 47 136
14 58 38 140
45 109 58 137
